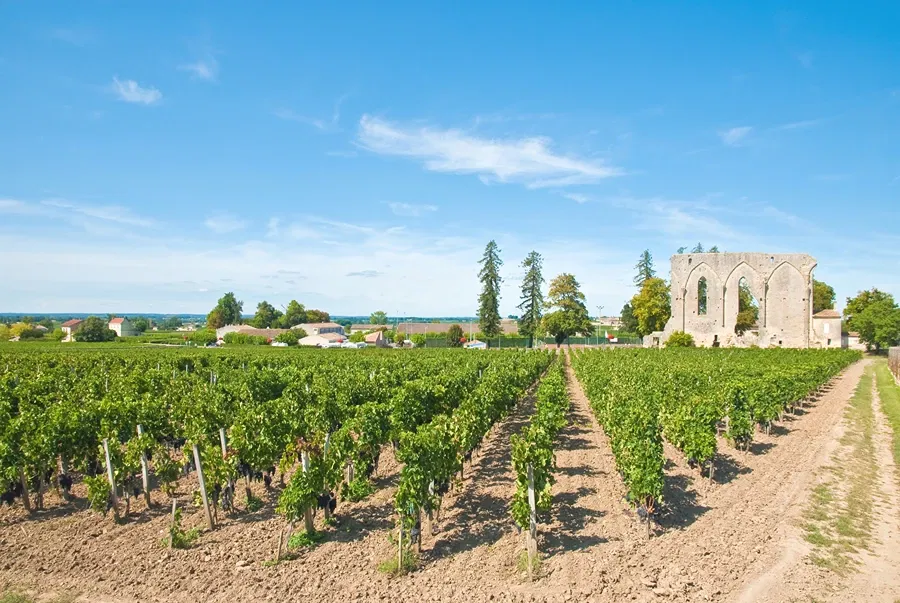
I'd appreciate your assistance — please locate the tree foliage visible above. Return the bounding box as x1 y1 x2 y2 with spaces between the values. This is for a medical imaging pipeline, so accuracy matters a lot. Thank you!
620 303 638 334
664 331 695 348
74 316 117 342
275 330 301 345
851 295 900 350
542 273 592 347
844 288 893 331
252 301 283 328
477 241 503 339
446 324 464 347
633 250 656 288
207 292 243 329
370 311 388 325
734 279 759 336
516 251 544 347
304 309 330 323
813 280 836 314
630 277 671 337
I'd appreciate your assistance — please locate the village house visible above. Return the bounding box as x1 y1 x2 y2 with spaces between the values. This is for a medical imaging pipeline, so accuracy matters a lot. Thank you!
296 322 345 336
811 309 842 349
364 330 388 347
60 319 83 342
299 332 346 347
109 317 138 337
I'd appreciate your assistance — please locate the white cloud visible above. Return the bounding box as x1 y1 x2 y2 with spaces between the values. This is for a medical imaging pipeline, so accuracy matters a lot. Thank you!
562 192 590 204
41 199 155 227
1 197 155 231
110 77 162 105
204 214 247 234
346 270 383 278
773 118 827 131
388 202 438 217
357 115 622 188
179 58 218 82
718 126 752 146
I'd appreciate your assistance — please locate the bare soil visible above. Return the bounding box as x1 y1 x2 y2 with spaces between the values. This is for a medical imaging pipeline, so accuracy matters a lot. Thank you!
2 356 896 603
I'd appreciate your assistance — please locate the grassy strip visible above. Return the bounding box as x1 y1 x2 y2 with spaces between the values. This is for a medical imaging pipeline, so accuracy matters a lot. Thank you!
874 360 900 476
802 367 877 575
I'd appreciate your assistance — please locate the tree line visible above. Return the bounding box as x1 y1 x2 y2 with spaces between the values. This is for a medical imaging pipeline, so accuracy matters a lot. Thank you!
205 293 331 330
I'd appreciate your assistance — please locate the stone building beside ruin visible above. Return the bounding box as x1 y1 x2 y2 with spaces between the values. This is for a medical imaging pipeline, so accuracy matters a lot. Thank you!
645 252 839 349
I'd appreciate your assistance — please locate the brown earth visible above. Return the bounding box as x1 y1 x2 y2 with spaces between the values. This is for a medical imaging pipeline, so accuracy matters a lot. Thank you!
1 355 897 603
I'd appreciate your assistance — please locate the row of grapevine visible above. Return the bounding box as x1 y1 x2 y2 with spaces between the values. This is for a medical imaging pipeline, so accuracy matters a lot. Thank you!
572 348 860 534
0 348 503 545
391 349 552 567
510 355 568 579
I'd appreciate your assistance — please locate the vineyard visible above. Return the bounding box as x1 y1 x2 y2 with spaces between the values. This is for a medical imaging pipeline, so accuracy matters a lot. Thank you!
0 345 870 602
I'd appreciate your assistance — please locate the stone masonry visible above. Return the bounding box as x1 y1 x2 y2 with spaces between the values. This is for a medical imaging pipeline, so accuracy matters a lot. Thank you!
647 252 819 348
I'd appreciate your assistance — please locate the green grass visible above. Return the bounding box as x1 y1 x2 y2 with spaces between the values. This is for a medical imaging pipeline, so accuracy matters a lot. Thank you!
516 550 543 577
802 367 878 575
874 360 900 474
0 592 78 603
287 529 325 550
245 493 264 513
377 549 419 576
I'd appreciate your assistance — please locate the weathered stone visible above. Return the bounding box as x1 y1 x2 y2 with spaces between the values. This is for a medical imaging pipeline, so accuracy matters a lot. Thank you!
645 252 830 349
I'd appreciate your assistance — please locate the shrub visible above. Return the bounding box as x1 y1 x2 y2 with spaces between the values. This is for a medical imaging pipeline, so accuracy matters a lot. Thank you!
275 330 300 345
74 316 117 342
190 330 218 346
447 324 464 347
410 334 426 346
664 331 696 348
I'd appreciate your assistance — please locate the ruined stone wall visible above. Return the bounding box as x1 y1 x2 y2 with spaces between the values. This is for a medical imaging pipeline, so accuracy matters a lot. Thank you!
659 252 817 348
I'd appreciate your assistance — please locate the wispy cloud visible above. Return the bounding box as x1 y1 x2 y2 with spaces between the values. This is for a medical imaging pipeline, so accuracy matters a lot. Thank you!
274 94 349 131
357 115 623 188
179 57 219 82
773 118 827 131
388 202 438 217
346 270 383 278
562 192 590 204
718 126 752 146
41 199 155 227
204 214 246 234
110 77 162 105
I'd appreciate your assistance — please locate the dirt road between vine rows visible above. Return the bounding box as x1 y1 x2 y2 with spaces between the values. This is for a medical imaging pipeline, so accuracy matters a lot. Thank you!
4 356 897 603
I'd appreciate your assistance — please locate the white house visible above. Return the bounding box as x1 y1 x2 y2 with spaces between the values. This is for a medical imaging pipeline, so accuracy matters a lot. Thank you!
811 309 842 349
60 319 83 342
299 332 345 347
296 322 345 336
109 317 138 337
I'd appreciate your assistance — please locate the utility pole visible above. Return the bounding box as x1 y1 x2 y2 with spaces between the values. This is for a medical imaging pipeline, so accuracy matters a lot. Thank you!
596 305 604 346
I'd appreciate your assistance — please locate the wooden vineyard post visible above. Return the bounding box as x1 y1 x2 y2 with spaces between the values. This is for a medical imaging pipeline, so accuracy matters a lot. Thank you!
169 498 177 549
137 425 153 508
102 438 120 520
526 463 538 582
18 468 32 513
219 428 235 505
397 518 404 572
301 451 314 534
192 444 215 530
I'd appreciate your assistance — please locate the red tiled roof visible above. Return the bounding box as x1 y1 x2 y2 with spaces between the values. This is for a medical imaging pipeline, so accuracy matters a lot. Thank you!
109 317 125 324
813 309 841 319
61 319 83 328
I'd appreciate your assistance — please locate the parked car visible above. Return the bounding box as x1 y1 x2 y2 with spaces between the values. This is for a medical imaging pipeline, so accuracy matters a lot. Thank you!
319 342 343 348
271 341 289 347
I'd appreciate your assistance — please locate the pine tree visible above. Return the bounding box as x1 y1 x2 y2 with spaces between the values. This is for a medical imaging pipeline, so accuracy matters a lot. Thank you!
477 240 503 339
633 250 656 288
517 251 544 348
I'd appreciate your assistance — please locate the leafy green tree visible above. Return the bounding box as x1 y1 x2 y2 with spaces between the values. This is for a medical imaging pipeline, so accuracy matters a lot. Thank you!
477 240 503 338
620 303 638 334
634 250 656 288
691 243 704 253
664 331 695 347
447 324 464 347
207 292 243 328
18 327 44 340
252 301 283 328
708 246 720 253
813 280 836 314
275 330 300 345
516 251 544 348
0 324 10 341
410 334 427 347
853 297 900 351
130 317 150 333
305 309 330 323
161 316 183 330
370 310 388 325
542 273 592 348
74 316 117 342
50 328 65 342
676 247 687 254
279 300 307 327
349 331 366 343
735 279 759 335
38 318 54 330
630 277 671 337
844 288 893 331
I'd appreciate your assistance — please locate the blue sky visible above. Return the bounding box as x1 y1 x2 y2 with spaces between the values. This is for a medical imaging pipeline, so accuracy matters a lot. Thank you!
1 2 898 316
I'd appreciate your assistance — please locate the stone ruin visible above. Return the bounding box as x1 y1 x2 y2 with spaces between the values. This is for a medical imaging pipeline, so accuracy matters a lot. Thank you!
645 252 832 348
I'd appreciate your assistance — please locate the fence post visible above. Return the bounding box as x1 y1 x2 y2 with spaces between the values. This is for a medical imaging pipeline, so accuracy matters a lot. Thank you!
137 425 152 508
526 463 538 581
102 438 120 520
192 444 215 530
